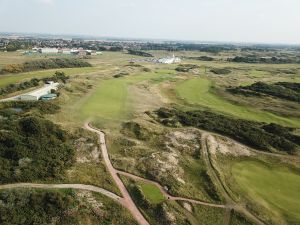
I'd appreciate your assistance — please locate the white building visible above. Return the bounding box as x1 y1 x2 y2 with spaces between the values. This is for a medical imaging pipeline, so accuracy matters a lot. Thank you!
18 82 60 101
39 48 59 54
158 55 181 64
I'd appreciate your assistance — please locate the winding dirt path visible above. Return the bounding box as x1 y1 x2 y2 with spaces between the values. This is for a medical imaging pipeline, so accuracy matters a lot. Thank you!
0 183 121 201
0 122 272 225
117 170 226 208
85 122 150 225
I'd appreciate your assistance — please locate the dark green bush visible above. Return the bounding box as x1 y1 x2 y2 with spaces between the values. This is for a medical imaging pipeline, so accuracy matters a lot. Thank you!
1 58 92 74
0 115 75 183
227 82 300 102
210 68 231 75
154 108 299 154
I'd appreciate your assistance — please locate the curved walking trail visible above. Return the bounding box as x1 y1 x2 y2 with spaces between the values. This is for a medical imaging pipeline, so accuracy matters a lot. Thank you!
0 122 268 225
85 122 150 225
117 170 226 208
0 183 121 201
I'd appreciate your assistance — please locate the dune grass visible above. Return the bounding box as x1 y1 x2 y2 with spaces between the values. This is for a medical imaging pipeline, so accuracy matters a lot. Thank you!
232 160 300 224
175 78 300 127
0 67 98 88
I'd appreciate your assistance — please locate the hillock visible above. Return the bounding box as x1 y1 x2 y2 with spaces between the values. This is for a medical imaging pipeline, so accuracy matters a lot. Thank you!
154 108 300 154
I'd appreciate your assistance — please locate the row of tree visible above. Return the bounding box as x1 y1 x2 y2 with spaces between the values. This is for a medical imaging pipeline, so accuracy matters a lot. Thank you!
1 58 91 74
0 71 69 96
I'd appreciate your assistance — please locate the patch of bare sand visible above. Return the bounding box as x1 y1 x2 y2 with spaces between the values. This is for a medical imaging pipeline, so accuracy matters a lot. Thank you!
206 134 253 156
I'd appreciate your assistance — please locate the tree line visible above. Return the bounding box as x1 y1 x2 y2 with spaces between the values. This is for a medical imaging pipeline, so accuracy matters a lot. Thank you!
0 71 69 96
0 58 92 74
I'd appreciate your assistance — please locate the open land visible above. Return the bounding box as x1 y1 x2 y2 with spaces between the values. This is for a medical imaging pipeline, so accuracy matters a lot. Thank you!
0 49 299 225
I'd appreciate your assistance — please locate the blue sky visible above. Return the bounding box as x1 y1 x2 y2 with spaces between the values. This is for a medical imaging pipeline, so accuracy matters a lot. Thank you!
0 0 299 44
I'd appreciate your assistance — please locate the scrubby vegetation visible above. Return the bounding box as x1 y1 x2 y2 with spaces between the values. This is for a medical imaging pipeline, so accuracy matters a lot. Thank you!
228 56 300 64
1 58 92 74
175 64 200 72
153 108 300 154
187 56 214 61
123 177 190 225
0 189 137 225
0 114 75 183
210 68 231 75
127 49 153 57
228 82 300 102
0 189 77 225
0 101 60 114
0 71 68 96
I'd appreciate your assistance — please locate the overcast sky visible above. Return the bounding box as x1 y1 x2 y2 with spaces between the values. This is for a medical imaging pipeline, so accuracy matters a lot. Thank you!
0 0 299 44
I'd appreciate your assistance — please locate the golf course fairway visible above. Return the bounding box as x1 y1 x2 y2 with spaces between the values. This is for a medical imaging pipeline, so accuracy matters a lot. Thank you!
232 161 300 224
175 78 300 127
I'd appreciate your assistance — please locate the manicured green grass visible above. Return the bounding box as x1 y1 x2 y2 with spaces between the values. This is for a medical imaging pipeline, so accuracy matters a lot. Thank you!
0 67 98 88
175 78 300 127
232 161 300 224
79 71 175 123
138 182 165 204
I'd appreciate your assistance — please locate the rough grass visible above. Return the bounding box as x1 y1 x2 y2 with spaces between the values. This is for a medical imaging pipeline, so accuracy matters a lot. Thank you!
232 160 300 224
0 67 98 88
175 78 300 127
62 162 121 196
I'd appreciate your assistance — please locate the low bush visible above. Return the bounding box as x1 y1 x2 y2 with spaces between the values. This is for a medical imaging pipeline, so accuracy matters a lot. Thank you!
1 58 91 74
0 189 77 225
175 64 200 72
0 115 75 183
0 71 69 96
210 68 231 75
227 82 300 102
154 108 299 154
127 49 153 57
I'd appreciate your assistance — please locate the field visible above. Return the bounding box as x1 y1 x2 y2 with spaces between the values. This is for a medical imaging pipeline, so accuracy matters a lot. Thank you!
78 71 176 125
175 77 300 127
0 67 98 88
232 160 300 224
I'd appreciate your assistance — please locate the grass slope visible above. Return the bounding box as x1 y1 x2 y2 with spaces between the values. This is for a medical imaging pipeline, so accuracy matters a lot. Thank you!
232 161 300 224
0 67 98 88
175 78 300 127
79 71 175 123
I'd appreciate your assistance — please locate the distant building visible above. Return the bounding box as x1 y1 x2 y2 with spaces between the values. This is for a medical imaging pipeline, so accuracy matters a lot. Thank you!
158 55 181 64
58 48 71 54
38 48 59 54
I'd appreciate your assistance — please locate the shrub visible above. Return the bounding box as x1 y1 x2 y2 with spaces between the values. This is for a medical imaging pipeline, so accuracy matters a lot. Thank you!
154 108 299 154
0 58 92 74
210 68 231 75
